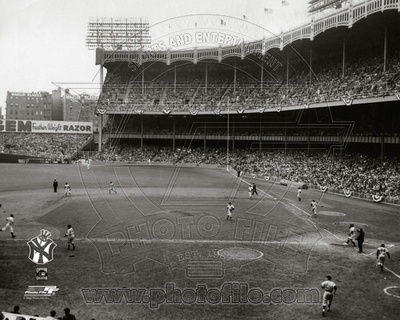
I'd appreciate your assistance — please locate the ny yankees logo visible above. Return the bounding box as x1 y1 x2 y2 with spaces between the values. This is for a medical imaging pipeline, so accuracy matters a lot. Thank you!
27 229 57 265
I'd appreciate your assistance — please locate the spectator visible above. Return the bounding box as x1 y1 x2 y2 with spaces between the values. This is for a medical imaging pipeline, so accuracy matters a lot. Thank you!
45 310 58 319
63 308 76 320
11 306 20 314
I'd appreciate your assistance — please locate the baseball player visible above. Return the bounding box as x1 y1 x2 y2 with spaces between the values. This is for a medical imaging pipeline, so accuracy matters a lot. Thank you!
64 183 71 196
321 275 337 317
248 185 253 199
297 187 302 201
227 202 234 221
109 181 117 194
346 224 356 246
311 200 317 217
0 212 16 238
64 224 75 250
376 244 391 272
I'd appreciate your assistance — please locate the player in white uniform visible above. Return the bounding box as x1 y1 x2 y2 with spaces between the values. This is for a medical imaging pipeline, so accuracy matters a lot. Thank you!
248 185 253 199
64 224 75 250
311 200 317 217
0 213 16 238
297 187 302 201
321 275 337 317
64 183 71 196
376 244 390 272
86 158 91 170
346 224 356 246
227 202 234 221
109 181 117 194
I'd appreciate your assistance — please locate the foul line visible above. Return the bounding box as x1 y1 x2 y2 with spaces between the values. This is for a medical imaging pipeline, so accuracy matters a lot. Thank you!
382 266 400 280
323 228 343 241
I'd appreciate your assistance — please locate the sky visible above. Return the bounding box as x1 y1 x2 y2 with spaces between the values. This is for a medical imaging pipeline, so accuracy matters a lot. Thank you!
0 0 311 115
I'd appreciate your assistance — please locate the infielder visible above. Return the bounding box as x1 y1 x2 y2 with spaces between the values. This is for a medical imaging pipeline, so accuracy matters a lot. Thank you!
376 244 390 272
311 200 317 217
227 202 234 221
321 275 337 317
64 224 75 250
248 185 253 200
64 183 71 196
0 213 16 238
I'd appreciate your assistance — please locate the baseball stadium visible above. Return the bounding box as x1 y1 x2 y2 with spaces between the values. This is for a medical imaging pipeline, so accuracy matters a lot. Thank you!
1 0 400 319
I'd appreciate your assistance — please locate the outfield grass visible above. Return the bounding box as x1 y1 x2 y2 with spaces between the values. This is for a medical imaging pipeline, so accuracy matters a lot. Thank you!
0 163 399 319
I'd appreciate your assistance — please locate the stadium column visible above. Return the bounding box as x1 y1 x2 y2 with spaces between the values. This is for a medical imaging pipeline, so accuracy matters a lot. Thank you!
140 116 144 151
205 63 208 94
232 117 235 152
286 53 290 87
173 117 176 151
342 37 346 78
174 65 177 94
233 61 237 94
383 26 387 72
309 48 313 84
259 117 262 152
203 122 207 152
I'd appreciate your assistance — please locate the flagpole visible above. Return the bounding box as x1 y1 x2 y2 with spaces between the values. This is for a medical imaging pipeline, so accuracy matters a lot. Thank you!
227 103 230 171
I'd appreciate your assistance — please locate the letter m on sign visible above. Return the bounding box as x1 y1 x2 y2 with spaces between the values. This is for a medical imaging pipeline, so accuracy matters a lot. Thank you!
27 238 57 264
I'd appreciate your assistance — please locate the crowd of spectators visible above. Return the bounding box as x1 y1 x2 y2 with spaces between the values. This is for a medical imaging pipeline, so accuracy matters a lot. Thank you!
0 133 91 160
95 144 400 201
98 50 400 113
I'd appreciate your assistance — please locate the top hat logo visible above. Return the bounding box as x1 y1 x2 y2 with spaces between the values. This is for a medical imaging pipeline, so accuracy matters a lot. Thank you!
38 229 52 241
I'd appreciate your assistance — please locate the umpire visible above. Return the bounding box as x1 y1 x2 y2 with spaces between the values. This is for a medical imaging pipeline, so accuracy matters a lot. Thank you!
356 228 365 253
53 179 58 193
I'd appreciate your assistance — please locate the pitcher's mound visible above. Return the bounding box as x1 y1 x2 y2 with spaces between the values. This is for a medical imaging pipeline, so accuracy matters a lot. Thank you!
218 247 263 260
384 286 400 298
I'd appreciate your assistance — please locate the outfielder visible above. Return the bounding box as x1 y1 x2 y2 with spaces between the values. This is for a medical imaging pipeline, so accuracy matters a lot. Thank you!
109 181 117 194
376 244 390 272
0 212 16 238
64 224 75 250
297 187 302 201
321 275 337 317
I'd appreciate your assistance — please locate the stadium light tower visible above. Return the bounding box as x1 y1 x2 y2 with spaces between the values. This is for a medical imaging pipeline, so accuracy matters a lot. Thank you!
86 17 150 152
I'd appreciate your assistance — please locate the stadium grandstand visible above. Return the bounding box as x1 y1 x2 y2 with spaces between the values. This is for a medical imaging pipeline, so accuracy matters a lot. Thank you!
79 0 400 203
